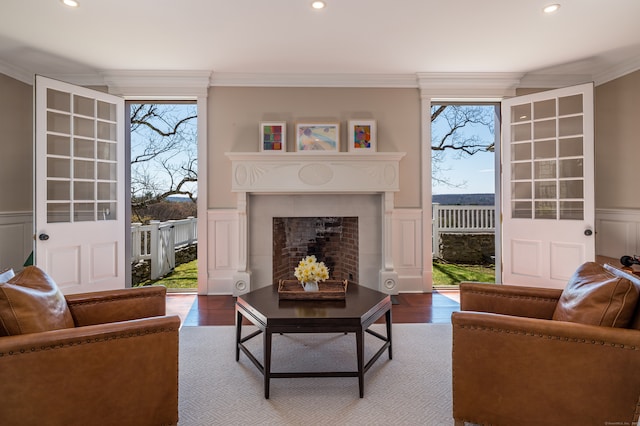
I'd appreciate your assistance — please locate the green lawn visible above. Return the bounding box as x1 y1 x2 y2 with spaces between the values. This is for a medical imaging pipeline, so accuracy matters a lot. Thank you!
432 260 495 286
141 259 493 289
138 259 198 289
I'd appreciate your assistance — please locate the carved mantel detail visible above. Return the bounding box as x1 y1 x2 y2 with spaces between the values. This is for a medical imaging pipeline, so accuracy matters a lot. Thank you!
226 152 405 193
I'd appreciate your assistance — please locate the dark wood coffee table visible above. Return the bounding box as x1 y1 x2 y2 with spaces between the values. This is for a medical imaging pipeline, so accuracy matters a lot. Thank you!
235 283 392 398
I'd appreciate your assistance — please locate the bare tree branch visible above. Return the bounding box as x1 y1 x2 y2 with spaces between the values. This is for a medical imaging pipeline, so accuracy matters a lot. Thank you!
431 105 495 188
130 103 198 214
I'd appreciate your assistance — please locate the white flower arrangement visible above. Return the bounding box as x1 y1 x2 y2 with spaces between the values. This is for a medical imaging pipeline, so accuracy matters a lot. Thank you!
294 255 330 283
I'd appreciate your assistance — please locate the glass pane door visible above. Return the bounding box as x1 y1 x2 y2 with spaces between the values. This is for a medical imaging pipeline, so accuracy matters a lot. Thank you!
46 89 118 223
509 94 585 221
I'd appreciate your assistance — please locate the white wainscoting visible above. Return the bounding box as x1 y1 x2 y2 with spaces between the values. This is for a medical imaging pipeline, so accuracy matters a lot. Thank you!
206 209 239 295
206 207 425 295
0 211 33 272
392 209 424 292
595 208 640 259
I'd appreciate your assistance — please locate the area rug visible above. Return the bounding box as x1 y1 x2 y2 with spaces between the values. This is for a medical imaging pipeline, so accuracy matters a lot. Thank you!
178 323 453 425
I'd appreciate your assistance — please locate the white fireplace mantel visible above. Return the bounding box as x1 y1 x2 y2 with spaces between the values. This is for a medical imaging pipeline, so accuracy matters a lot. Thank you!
226 152 406 193
226 152 406 296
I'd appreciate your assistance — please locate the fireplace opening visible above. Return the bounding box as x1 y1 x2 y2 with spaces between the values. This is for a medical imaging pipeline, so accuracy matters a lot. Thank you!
273 217 359 284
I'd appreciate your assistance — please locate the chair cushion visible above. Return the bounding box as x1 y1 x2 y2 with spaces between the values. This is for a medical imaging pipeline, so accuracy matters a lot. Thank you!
552 262 639 327
0 266 75 336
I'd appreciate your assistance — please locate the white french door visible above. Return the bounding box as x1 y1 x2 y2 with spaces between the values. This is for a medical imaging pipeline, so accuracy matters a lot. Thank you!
35 76 126 294
501 83 595 288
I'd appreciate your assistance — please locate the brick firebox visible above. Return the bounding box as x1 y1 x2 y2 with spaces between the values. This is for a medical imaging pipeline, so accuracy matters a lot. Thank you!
273 217 359 283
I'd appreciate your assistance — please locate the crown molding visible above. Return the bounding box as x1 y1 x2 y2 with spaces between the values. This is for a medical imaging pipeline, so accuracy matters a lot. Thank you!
593 54 640 86
4 62 640 98
517 73 593 89
210 72 418 88
416 72 523 99
0 60 108 86
0 59 33 85
101 70 212 98
43 73 107 87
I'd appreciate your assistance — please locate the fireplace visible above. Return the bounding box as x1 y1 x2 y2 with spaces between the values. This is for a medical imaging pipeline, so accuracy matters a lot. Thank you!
273 217 359 283
226 152 405 295
248 193 379 292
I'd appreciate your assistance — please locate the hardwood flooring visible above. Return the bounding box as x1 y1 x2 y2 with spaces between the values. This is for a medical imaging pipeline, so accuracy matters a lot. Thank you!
166 289 460 327
164 255 622 326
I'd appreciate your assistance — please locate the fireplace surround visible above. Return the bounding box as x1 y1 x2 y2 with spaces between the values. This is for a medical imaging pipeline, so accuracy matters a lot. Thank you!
226 152 405 295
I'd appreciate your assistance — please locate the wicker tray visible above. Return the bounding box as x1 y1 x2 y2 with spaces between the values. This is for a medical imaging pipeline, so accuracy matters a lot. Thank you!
278 279 348 300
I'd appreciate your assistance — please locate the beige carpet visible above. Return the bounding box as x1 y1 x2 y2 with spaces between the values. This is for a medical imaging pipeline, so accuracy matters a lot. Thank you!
178 323 453 425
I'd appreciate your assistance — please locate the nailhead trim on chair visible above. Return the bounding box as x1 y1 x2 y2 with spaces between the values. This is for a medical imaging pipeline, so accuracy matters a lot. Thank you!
67 293 165 307
0 326 178 357
463 289 559 304
455 323 640 350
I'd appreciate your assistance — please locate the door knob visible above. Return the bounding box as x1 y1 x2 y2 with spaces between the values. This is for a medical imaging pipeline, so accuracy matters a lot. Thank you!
38 233 49 241
584 229 593 236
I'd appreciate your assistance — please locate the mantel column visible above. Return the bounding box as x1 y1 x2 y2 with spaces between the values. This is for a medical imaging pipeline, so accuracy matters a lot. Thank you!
380 191 398 295
232 192 251 296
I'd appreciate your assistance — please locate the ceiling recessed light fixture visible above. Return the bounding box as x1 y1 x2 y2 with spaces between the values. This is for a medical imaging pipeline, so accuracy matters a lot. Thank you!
543 4 560 14
61 0 79 7
311 1 326 10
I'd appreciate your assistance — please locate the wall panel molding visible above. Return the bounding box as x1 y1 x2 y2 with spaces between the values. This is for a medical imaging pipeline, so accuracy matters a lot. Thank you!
206 209 238 295
0 211 32 272
595 208 640 259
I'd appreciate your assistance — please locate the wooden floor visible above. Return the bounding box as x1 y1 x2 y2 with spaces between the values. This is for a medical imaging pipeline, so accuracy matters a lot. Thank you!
166 290 460 327
164 257 626 325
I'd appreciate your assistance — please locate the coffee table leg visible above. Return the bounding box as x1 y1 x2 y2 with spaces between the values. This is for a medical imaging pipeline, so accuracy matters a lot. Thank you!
264 329 272 399
235 310 242 361
356 328 364 398
386 309 393 360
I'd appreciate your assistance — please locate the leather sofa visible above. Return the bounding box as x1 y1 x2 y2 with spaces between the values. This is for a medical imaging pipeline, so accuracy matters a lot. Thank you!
452 262 640 426
0 266 180 426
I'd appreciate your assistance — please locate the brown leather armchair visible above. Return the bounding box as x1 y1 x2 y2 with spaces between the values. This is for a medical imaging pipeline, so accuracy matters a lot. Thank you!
0 284 180 426
452 264 640 426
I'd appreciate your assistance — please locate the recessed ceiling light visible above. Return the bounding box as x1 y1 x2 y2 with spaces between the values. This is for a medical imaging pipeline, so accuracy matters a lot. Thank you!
61 0 79 7
311 1 326 10
543 4 560 14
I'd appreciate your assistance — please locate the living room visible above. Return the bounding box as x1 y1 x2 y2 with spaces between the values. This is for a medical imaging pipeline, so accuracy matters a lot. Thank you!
2 1 640 425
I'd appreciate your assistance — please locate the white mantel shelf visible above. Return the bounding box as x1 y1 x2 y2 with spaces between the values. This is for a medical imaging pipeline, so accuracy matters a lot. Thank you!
226 152 406 193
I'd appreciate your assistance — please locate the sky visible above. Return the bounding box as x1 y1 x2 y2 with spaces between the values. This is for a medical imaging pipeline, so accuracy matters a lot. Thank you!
430 105 497 195
432 150 496 195
130 103 198 199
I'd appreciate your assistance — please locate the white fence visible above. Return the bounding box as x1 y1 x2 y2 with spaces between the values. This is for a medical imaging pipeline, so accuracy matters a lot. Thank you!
432 204 495 258
131 216 197 280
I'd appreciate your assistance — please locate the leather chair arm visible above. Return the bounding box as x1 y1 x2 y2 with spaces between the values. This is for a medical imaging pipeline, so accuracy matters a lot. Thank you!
0 315 180 426
460 282 562 319
65 285 167 326
452 311 640 426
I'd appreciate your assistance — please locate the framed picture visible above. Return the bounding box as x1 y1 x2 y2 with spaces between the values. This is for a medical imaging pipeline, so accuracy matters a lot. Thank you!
348 120 377 152
260 122 286 152
295 122 340 152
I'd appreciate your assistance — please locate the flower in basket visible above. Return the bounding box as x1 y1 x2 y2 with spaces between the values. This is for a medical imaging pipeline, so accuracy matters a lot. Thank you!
294 255 329 285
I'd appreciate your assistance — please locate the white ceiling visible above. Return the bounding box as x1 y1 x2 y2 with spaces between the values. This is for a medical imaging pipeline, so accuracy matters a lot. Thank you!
1 0 640 87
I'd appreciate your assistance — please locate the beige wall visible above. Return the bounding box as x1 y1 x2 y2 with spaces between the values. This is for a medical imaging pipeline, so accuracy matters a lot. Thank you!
207 87 421 209
595 70 640 209
1 70 638 214
0 73 32 212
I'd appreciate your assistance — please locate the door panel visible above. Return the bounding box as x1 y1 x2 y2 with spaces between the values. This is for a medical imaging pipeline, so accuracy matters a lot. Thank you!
502 83 594 288
35 76 125 294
